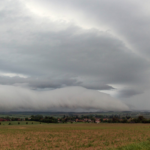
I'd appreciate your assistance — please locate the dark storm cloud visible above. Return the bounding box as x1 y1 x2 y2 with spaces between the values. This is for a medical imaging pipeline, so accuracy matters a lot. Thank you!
0 75 114 91
0 0 150 110
0 28 148 90
117 89 143 98
0 76 80 89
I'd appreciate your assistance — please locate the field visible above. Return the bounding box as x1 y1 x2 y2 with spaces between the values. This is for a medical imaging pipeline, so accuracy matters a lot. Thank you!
0 123 150 150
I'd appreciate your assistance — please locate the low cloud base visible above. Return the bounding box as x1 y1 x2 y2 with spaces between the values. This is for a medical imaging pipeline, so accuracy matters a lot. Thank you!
0 85 129 112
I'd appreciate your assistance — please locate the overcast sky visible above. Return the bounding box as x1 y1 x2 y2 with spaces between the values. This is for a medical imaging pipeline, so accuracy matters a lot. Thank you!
0 0 150 111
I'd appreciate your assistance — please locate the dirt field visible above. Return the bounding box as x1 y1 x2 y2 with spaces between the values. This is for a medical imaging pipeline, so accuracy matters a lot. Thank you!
0 123 150 150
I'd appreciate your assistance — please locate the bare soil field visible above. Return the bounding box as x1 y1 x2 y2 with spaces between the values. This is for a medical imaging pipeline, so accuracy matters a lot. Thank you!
0 123 150 150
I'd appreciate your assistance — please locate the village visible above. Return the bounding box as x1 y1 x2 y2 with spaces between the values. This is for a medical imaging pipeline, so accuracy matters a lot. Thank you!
0 116 123 123
0 115 147 124
57 118 107 123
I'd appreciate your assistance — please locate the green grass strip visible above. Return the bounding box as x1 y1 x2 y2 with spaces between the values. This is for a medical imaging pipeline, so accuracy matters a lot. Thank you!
108 141 150 150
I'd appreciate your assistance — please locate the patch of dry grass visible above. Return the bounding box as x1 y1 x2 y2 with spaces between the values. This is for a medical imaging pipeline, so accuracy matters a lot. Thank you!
0 123 150 150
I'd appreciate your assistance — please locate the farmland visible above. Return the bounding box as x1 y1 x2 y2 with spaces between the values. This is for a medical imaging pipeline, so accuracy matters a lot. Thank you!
0 123 150 149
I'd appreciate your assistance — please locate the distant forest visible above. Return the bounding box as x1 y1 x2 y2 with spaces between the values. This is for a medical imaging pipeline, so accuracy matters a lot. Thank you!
23 115 150 123
1 111 150 123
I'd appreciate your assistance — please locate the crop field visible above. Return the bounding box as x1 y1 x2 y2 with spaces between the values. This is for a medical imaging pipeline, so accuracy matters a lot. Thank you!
0 123 150 150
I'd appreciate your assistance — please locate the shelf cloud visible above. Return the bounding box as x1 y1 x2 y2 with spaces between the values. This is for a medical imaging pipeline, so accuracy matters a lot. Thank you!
0 0 150 110
0 85 129 112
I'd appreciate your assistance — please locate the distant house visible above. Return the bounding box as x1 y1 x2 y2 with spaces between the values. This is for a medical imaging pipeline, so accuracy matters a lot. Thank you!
84 118 88 122
78 120 84 122
0 118 10 121
76 119 85 122
87 119 92 122
83 118 92 122
95 118 100 123
103 118 109 121
127 118 133 122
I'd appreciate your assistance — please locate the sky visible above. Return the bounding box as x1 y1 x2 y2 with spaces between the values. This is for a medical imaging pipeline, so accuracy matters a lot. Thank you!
0 0 150 111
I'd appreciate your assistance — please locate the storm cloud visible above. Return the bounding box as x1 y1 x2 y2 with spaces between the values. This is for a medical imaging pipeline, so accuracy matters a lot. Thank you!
0 85 129 111
0 0 150 111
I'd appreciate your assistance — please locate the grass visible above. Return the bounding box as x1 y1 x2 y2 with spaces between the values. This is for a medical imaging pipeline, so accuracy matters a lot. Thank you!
0 123 150 149
109 141 150 150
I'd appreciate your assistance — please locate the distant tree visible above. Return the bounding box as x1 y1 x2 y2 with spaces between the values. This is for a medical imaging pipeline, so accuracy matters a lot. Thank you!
31 115 43 121
108 120 112 123
138 116 145 121
126 116 131 119
25 118 28 121
112 117 119 123
31 115 34 119
122 119 127 123
133 116 146 123
6 116 10 119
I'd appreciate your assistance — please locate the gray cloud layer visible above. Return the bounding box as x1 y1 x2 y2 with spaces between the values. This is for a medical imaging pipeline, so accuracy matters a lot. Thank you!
0 0 150 110
0 86 129 112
